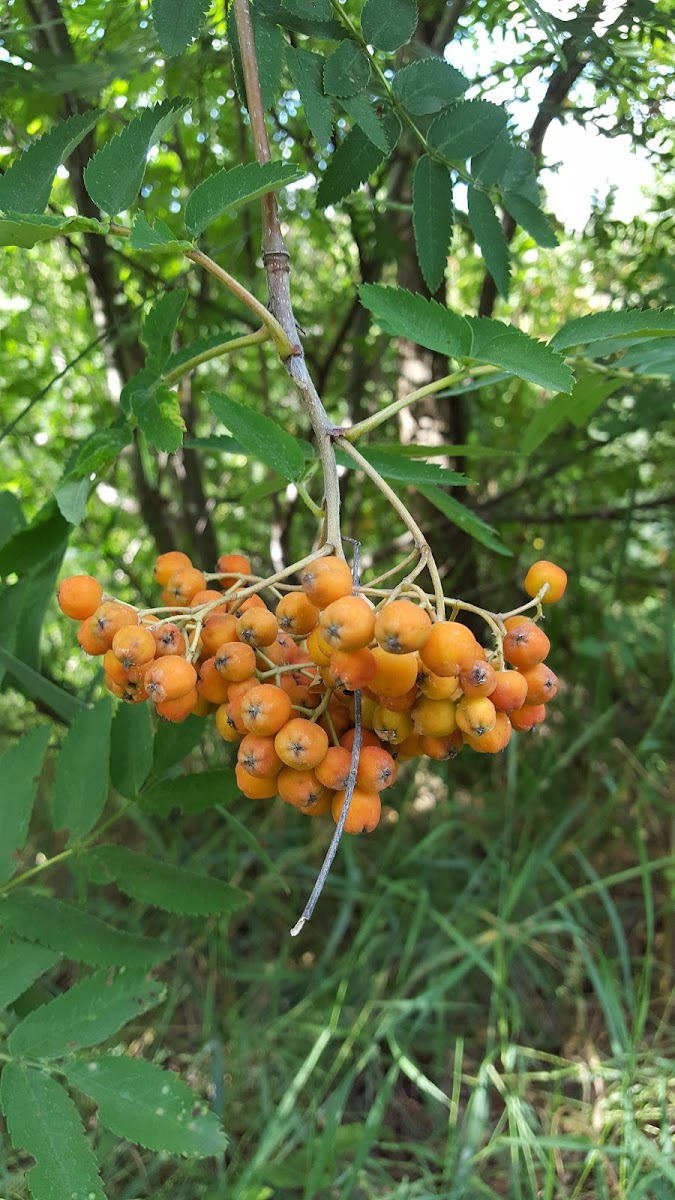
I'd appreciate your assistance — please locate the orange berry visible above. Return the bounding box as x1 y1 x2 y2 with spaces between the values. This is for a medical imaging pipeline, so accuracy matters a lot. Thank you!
112 624 156 669
89 601 138 651
214 640 256 682
277 766 331 811
490 669 529 713
395 732 424 760
419 621 477 677
356 745 396 792
190 589 226 608
150 622 187 657
197 657 230 705
520 663 558 705
315 746 352 790
274 718 329 770
373 705 413 745
319 595 375 652
77 618 107 656
411 696 457 737
235 763 277 799
463 710 512 753
510 703 546 732
417 664 459 700
459 659 496 699
369 683 417 712
503 622 550 670
103 649 128 686
58 575 103 621
370 647 418 698
503 615 534 631
420 731 463 760
228 676 258 703
146 656 197 702
162 567 207 606
154 551 192 586
305 626 333 667
300 555 352 609
328 648 377 692
456 696 496 738
331 787 381 834
524 560 567 604
340 727 382 751
215 703 244 743
193 695 214 717
276 592 319 636
201 612 238 655
241 684 292 736
230 593 267 618
374 599 432 654
236 607 278 648
237 734 283 778
217 553 251 588
155 688 199 722
262 633 301 668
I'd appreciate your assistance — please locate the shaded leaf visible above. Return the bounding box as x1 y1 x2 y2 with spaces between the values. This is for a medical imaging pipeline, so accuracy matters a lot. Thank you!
339 94 390 153
128 377 186 454
53 475 91 525
471 130 513 186
0 507 68 578
84 97 191 214
207 392 305 481
66 1056 227 1157
0 891 169 969
0 725 52 884
0 211 109 248
149 713 205 779
90 846 246 916
0 646 85 724
0 110 102 214
337 447 468 486
412 155 453 293
467 186 510 300
142 769 236 816
287 47 333 147
503 191 558 248
185 161 303 237
152 0 210 55
467 317 574 392
323 40 370 97
183 434 246 454
419 485 512 556
428 99 507 159
551 308 675 351
501 145 540 204
110 702 154 798
143 288 188 373
0 935 60 1010
282 0 333 21
361 0 418 51
317 124 389 207
52 696 113 843
392 58 469 115
1 1065 106 1200
0 492 26 551
358 285 473 358
521 375 622 453
129 211 192 251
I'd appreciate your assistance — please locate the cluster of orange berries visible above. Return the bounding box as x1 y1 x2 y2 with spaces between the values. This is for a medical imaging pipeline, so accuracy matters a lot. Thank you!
57 552 566 834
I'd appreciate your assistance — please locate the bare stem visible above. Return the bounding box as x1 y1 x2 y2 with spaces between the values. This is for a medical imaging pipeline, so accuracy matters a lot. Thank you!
162 328 269 385
344 371 465 441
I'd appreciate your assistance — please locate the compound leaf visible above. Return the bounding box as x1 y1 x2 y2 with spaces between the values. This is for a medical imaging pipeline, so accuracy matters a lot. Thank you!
392 58 469 115
90 845 246 917
467 317 574 392
51 696 113 843
323 40 370 97
142 769 237 816
551 308 675 351
142 288 187 372
0 935 60 1011
152 0 210 55
185 161 303 237
0 110 102 214
287 47 333 147
0 211 108 248
503 191 558 248
129 211 192 252
428 99 507 159
467 185 510 299
419 485 512 556
412 155 453 293
0 725 52 884
282 0 333 17
358 285 473 358
208 392 305 481
84 97 190 214
110 702 154 798
0 891 169 969
340 94 390 152
361 0 417 50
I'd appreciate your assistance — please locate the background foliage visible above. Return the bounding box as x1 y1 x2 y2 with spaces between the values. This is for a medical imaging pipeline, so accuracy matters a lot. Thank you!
0 0 673 1196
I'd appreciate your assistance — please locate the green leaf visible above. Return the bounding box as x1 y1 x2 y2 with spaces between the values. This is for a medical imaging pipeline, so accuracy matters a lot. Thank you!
361 0 417 50
471 130 513 186
183 434 246 454
419 486 512 556
0 725 52 884
0 110 102 214
0 491 26 551
287 48 333 147
392 58 469 115
358 285 473 358
467 186 510 300
0 211 109 248
143 288 188 372
467 318 574 392
207 392 305 481
68 426 132 477
142 769 236 817
90 846 246 916
0 891 169 969
323 40 370 97
84 97 191 214
133 380 186 454
317 123 390 207
503 191 558 248
282 0 333 21
501 146 540 204
52 696 113 844
412 155 453 294
110 702 154 798
339 94 390 153
336 447 468 486
0 506 68 578
65 1056 227 1157
521 375 622 453
551 308 675 351
53 475 91 526
428 99 508 159
129 211 193 252
1 1064 106 1200
185 161 304 238
8 967 166 1059
0 646 85 724
149 713 205 780
152 0 210 55
0 936 59 1012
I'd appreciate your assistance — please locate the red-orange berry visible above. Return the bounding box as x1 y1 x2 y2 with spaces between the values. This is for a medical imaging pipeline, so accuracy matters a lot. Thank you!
277 766 331 811
315 745 352 790
510 703 547 732
456 696 497 738
146 657 197 703
300 555 352 608
214 640 256 682
235 763 277 799
328 648 377 692
112 624 156 670
155 688 199 722
356 745 396 792
201 612 238 655
503 622 550 670
419 621 478 677
489 669 529 713
230 593 267 618
276 592 319 636
197 657 230 705
460 659 496 698
217 554 251 588
463 710 512 754
237 734 283 779
274 718 329 770
319 595 375 652
374 599 432 654
235 607 278 648
520 663 558 705
261 633 301 667
162 567 207 606
89 601 138 651
58 575 103 621
331 787 381 834
241 684 292 736
150 622 187 658
154 551 192 586
524 560 567 604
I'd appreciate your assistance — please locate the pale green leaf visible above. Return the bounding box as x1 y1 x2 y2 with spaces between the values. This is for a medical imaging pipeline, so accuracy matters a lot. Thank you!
0 110 102 214
65 1056 227 1157
90 846 246 916
428 99 507 159
287 47 333 147
412 155 453 293
133 381 186 454
361 0 417 50
471 130 513 186
358 285 473 358
142 769 237 817
8 967 166 1059
84 97 191 214
143 288 188 372
392 58 469 115
323 40 370 98
51 696 113 843
1 1065 106 1200
152 0 210 55
551 308 675 351
53 475 91 526
0 891 169 969
110 702 154 798
467 186 510 300
207 392 305 481
0 211 109 248
185 161 304 237
503 191 558 248
0 935 59 1010
0 646 85 724
521 375 622 453
0 725 52 884
339 94 390 153
130 211 192 251
419 485 512 556
467 317 574 392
